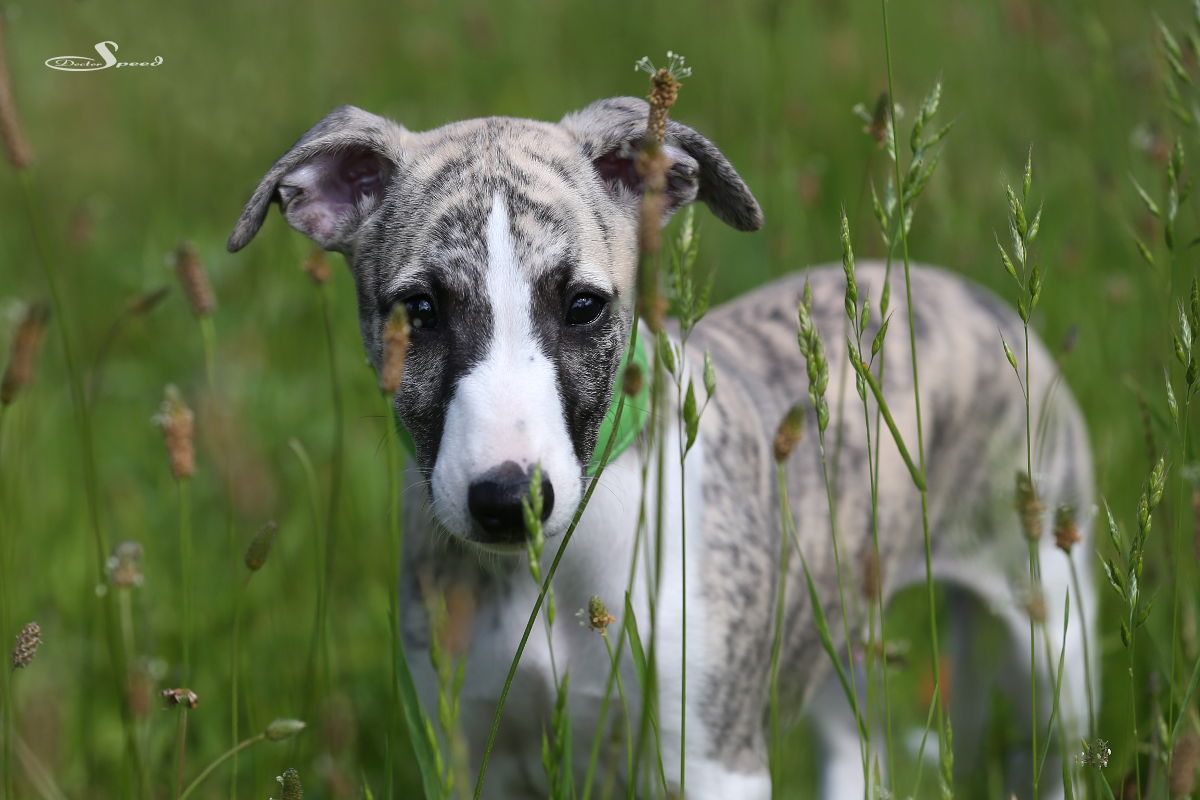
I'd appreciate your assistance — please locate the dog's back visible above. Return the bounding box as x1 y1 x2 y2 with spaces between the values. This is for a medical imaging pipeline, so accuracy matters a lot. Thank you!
689 261 1094 798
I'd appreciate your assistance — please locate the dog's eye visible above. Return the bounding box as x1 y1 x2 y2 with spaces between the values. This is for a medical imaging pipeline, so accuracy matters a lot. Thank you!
566 293 606 326
404 295 438 331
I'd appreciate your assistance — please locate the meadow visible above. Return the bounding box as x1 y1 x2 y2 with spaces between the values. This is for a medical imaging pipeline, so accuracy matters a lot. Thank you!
0 0 1198 797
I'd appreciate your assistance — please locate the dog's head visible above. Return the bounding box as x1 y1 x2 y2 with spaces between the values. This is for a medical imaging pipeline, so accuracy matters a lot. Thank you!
228 98 761 551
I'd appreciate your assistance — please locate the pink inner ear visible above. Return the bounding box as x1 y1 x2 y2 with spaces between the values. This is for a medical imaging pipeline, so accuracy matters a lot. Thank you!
280 147 393 247
591 143 699 216
593 148 643 195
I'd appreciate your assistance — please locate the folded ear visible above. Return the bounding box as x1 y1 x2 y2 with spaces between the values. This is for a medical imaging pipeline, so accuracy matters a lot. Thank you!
560 96 763 232
227 105 408 253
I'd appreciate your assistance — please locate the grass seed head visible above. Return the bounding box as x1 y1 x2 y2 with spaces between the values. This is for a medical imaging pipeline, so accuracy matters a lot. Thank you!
773 403 806 462
161 687 198 709
379 304 410 395
1 301 50 406
0 14 31 170
106 541 145 588
580 595 616 633
275 768 304 800
244 520 278 572
11 621 41 668
1015 471 1044 541
173 242 215 317
155 385 195 480
265 718 307 741
861 548 882 601
622 360 645 398
1053 506 1081 554
1077 738 1111 769
1022 584 1047 624
301 246 331 285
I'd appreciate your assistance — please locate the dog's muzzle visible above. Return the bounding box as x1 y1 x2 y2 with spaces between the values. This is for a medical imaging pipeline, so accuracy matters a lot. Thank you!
467 461 554 544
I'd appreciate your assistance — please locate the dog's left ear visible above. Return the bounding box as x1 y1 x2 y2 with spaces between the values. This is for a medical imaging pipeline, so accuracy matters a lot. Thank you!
227 105 408 253
561 96 763 231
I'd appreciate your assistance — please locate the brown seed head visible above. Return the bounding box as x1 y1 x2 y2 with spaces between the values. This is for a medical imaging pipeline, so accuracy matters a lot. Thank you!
622 361 645 398
161 687 198 709
1023 585 1047 624
1171 730 1200 797
636 140 671 257
302 246 331 285
861 548 882 601
773 403 806 462
106 541 145 588
648 67 681 145
1015 471 1044 541
173 242 215 317
1 301 50 406
1053 506 1081 554
864 93 890 146
11 621 41 668
0 15 31 170
155 385 195 480
583 595 616 633
379 305 411 395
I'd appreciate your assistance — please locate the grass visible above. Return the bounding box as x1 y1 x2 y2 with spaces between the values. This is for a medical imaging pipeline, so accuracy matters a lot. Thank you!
2 0 1200 797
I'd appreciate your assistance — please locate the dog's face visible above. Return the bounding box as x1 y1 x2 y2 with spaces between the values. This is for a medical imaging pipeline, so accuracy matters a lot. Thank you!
228 98 761 551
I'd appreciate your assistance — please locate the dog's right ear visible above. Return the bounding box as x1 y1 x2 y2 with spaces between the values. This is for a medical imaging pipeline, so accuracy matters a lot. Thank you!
227 105 407 253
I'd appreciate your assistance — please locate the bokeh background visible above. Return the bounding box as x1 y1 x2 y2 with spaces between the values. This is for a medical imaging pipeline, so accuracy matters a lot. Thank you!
0 0 1194 797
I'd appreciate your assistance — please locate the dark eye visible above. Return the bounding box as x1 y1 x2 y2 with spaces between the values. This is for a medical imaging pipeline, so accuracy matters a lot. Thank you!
404 294 438 331
566 293 606 326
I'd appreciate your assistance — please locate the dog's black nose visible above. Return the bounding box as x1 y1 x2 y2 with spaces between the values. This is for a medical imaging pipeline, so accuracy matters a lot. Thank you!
467 461 554 543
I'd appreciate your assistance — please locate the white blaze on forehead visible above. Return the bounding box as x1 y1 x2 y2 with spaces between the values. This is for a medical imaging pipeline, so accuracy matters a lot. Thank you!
430 193 582 537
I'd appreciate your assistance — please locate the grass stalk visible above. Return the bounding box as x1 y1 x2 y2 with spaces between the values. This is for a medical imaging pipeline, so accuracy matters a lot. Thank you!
174 707 189 800
178 732 263 800
17 168 144 793
767 460 793 788
879 6 951 794
229 574 249 800
177 479 193 682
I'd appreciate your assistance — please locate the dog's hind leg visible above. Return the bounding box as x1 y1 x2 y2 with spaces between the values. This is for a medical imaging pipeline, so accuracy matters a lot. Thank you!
808 664 885 800
934 535 1095 800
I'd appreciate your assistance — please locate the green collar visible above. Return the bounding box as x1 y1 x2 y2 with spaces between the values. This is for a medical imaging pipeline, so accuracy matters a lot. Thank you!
392 336 651 476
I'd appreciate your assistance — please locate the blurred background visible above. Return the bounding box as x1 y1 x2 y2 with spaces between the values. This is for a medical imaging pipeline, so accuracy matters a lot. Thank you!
0 0 1192 796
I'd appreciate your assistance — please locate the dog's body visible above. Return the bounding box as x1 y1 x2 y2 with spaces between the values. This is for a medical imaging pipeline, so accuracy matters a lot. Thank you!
230 99 1095 799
